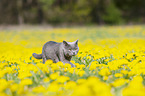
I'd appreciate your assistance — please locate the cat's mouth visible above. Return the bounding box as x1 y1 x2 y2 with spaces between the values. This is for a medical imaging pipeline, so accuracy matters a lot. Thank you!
66 53 75 57
72 54 76 56
65 53 71 57
71 54 77 57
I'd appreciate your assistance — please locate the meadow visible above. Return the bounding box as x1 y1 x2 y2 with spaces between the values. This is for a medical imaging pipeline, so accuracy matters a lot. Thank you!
0 25 145 96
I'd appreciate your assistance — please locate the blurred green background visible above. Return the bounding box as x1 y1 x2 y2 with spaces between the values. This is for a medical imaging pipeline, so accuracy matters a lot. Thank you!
0 0 145 25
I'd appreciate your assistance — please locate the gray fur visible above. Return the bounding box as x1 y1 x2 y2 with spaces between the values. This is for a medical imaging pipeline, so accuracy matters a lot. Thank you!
32 40 79 67
32 53 42 59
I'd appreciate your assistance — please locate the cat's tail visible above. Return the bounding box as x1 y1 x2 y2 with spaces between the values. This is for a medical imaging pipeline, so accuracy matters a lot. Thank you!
32 53 42 59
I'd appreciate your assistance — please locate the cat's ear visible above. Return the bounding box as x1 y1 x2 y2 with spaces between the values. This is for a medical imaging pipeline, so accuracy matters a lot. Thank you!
63 40 69 47
75 39 78 45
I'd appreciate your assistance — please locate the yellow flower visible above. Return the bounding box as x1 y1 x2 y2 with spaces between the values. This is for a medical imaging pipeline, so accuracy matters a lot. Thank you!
72 85 90 96
36 63 50 73
103 76 109 80
105 58 110 62
89 61 98 70
128 76 143 89
51 63 60 71
10 83 18 92
56 76 70 83
47 82 60 92
86 55 92 59
0 92 8 96
77 79 87 84
126 53 134 59
1 25 145 96
64 81 77 89
17 86 26 95
4 67 13 74
76 70 85 76
18 71 32 79
0 70 5 78
56 61 64 68
32 85 46 93
50 72 59 80
64 63 71 68
0 63 7 69
73 76 112 96
77 64 85 69
0 79 8 92
20 78 33 86
114 73 123 77
111 78 129 87
43 77 50 82
45 59 53 65
122 76 145 96
99 68 111 76
68 68 75 74
121 70 128 75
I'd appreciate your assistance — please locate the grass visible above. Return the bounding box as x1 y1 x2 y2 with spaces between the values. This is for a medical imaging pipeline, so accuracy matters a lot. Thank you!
0 25 145 96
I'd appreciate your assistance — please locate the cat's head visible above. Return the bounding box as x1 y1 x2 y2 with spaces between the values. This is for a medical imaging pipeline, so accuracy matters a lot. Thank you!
62 40 79 57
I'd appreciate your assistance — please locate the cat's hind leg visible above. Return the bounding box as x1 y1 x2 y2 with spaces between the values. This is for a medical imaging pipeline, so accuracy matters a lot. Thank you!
42 57 46 64
42 51 46 64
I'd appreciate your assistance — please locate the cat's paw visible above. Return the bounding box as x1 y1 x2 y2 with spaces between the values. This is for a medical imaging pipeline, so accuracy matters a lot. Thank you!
71 64 76 67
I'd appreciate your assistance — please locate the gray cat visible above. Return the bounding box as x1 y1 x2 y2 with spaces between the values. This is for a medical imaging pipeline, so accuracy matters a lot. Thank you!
32 40 79 67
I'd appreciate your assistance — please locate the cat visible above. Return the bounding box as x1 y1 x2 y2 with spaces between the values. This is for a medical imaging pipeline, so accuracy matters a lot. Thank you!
32 40 79 67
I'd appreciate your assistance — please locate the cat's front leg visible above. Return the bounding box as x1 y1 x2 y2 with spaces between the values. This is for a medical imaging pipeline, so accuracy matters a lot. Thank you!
53 58 59 63
59 51 76 67
52 54 59 63
69 62 76 67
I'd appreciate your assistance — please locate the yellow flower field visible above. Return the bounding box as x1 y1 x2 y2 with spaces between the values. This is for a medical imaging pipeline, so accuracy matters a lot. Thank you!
0 25 145 96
